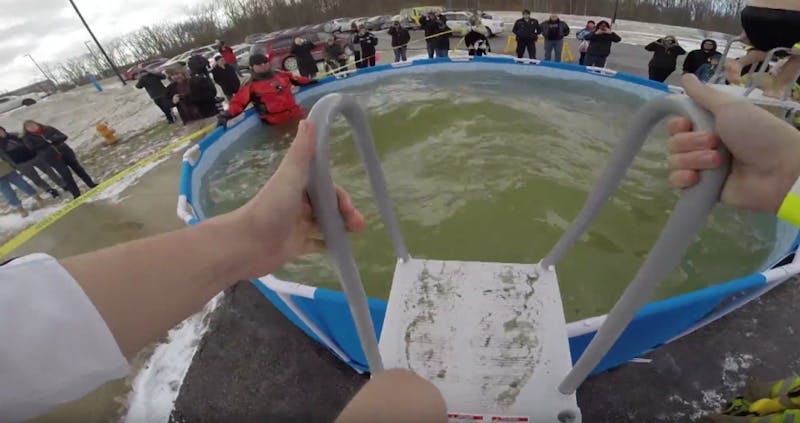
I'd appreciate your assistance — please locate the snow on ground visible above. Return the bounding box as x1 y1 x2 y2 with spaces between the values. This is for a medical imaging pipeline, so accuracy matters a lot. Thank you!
125 294 223 423
0 79 164 150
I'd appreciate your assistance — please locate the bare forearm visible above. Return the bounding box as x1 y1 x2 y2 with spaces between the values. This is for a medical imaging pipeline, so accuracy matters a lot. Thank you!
62 211 262 359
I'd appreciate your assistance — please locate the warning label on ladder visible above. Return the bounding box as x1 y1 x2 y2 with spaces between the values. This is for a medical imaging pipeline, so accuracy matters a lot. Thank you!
448 413 530 422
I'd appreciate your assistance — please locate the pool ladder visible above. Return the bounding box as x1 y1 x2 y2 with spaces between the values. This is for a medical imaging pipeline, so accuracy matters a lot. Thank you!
306 92 727 421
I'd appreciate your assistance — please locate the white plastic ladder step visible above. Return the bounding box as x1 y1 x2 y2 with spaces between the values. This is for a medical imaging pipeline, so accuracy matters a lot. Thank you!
379 258 580 422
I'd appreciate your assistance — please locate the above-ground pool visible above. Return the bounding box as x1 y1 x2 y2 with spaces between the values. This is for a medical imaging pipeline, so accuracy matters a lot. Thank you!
178 57 799 375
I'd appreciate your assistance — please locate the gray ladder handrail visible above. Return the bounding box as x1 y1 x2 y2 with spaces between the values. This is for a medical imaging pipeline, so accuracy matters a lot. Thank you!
306 93 411 375
711 37 773 86
711 37 745 84
744 47 800 101
548 95 729 394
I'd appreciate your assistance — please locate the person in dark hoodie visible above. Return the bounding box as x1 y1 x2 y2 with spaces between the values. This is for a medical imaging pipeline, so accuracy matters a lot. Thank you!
22 121 95 199
217 53 314 127
211 55 241 100
388 20 411 62
135 70 174 124
541 14 570 62
352 24 379 66
187 52 210 76
324 37 348 74
583 20 621 67
0 127 60 198
682 39 719 76
512 9 541 59
291 37 318 78
645 35 687 82
187 61 221 118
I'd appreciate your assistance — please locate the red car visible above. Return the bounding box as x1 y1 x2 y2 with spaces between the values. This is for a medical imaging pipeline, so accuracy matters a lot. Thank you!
250 30 349 72
123 57 168 81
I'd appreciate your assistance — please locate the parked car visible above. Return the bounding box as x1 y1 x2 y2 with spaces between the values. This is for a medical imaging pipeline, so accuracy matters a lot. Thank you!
365 15 393 30
250 31 349 72
232 43 252 70
245 32 271 44
399 6 445 28
348 17 370 29
122 57 168 80
0 95 39 114
325 17 353 33
390 15 417 31
162 45 218 71
441 11 505 37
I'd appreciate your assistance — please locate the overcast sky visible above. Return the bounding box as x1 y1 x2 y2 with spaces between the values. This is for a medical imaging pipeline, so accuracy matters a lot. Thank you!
0 0 200 92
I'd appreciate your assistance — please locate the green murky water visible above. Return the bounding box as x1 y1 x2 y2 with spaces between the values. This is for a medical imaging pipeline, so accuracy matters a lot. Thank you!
201 72 775 321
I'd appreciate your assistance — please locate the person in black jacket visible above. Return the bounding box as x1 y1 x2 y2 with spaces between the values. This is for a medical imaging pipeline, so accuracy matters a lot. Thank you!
189 72 220 118
512 10 541 59
419 12 449 58
0 127 60 198
352 25 379 66
388 20 411 62
187 53 210 76
211 56 241 100
135 71 174 124
291 37 318 78
682 39 719 76
324 37 348 74
541 14 570 62
22 121 95 198
583 20 621 67
645 36 687 82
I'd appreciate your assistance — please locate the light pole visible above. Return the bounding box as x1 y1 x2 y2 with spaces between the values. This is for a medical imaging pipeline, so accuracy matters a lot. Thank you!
24 53 51 82
612 0 621 25
68 0 126 85
84 41 98 60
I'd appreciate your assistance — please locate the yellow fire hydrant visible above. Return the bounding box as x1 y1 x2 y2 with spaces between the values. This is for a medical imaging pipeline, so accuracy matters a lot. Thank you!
96 122 117 145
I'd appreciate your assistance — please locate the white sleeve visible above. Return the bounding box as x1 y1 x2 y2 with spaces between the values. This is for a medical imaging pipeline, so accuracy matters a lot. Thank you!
0 254 129 422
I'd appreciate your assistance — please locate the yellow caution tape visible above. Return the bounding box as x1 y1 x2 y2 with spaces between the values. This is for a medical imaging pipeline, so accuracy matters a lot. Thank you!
0 123 215 258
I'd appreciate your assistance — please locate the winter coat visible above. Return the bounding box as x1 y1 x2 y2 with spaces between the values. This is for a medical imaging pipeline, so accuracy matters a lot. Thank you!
646 40 687 70
388 26 411 48
420 15 450 46
0 133 36 165
584 31 622 57
219 46 237 65
324 43 346 61
135 72 168 99
465 29 490 51
682 39 719 74
348 31 361 53
188 73 219 118
290 41 318 76
541 20 570 41
352 32 379 57
512 17 541 42
226 71 313 125
22 126 67 153
166 79 195 124
576 28 593 40
211 64 241 96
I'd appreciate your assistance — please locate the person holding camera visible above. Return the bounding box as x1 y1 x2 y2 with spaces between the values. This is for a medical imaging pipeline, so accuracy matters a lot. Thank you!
388 20 411 62
645 35 687 82
420 11 450 58
583 20 622 67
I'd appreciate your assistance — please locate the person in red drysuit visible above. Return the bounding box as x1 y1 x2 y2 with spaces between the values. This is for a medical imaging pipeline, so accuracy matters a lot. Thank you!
217 53 315 127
